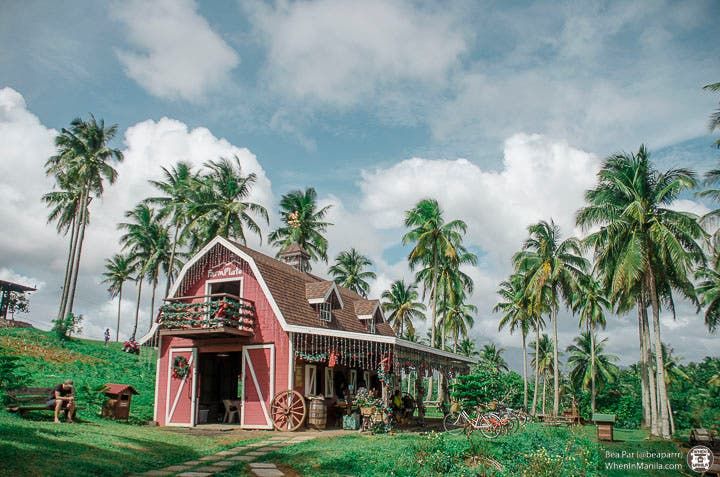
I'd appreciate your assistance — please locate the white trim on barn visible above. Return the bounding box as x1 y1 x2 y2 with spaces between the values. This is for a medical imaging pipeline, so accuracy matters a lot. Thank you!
165 347 197 427
240 343 275 430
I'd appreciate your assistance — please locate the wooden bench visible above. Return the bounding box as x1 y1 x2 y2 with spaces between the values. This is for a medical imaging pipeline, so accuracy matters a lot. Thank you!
6 387 54 414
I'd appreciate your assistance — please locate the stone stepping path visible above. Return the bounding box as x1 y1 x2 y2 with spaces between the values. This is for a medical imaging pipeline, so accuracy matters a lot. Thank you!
133 435 316 477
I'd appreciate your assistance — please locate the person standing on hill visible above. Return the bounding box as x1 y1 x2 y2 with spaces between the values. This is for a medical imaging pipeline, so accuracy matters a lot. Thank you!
104 328 110 346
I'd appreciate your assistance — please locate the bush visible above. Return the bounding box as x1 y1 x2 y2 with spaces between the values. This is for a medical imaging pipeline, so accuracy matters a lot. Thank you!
52 312 83 340
451 367 524 408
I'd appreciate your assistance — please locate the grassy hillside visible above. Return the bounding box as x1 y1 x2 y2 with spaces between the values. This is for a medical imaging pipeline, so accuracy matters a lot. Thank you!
0 327 156 421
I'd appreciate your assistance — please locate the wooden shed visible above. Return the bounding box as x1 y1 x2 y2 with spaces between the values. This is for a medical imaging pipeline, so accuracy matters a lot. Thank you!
102 383 139 420
593 413 616 441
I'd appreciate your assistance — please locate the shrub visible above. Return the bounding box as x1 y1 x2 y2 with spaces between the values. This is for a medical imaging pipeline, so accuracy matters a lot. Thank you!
52 312 83 340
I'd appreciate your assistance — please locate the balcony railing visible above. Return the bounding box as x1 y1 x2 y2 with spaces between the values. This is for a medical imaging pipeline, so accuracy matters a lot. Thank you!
158 293 256 335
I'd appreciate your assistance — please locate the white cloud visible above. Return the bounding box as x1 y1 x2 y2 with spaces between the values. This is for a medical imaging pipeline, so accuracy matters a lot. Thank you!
360 133 600 263
111 0 239 102
0 89 273 339
247 0 468 107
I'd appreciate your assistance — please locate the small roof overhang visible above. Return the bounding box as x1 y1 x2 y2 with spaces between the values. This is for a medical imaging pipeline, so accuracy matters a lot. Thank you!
306 281 344 309
0 280 36 293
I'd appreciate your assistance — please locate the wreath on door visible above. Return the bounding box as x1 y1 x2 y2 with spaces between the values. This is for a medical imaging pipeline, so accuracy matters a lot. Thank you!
173 356 190 379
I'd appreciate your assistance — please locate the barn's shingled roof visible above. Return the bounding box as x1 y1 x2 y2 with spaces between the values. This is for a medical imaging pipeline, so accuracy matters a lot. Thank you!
231 241 395 337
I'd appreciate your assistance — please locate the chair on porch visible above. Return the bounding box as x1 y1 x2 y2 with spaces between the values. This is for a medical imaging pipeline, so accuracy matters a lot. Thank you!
222 399 239 423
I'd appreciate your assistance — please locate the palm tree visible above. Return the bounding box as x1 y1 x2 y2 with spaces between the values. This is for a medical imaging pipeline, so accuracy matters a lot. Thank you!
269 187 333 271
329 249 376 297
695 264 720 333
496 272 532 410
102 253 133 342
703 81 720 148
530 334 554 415
403 198 470 348
119 204 173 338
428 249 476 349
457 338 479 358
513 220 588 416
188 156 269 250
147 161 199 296
660 343 689 435
566 332 619 404
572 274 611 414
381 280 426 338
479 342 508 373
577 145 706 438
45 115 123 319
42 174 82 321
443 297 476 352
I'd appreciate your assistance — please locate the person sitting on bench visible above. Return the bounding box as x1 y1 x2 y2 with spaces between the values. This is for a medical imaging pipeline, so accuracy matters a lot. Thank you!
47 379 76 423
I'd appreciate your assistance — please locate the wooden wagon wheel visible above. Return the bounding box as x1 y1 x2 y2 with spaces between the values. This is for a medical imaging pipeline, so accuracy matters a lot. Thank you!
270 390 307 431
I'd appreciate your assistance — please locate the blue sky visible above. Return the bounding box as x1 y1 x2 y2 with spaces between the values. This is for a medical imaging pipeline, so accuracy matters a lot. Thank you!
1 0 718 369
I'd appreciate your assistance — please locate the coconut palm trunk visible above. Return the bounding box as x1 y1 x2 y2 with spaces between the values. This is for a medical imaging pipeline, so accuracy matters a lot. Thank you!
522 332 528 411
531 317 540 415
115 283 123 342
149 274 158 332
551 305 560 416
590 323 596 414
131 278 144 340
165 224 179 297
58 214 78 320
638 301 651 428
667 398 675 436
65 188 90 316
647 269 671 438
642 303 659 435
541 374 547 415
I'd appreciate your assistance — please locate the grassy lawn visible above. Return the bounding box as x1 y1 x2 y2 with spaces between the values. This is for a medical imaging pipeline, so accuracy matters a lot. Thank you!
0 410 261 477
252 425 689 477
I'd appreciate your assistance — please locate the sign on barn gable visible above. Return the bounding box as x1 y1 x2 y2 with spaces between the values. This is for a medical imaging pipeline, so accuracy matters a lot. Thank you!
208 260 244 279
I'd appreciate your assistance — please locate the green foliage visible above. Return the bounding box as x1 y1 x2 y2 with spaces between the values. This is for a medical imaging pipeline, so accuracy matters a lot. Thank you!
451 368 524 408
0 354 30 402
52 312 83 340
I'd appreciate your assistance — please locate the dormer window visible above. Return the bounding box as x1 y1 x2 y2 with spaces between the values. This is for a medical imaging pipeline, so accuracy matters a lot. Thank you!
306 281 343 324
317 302 332 322
354 299 383 335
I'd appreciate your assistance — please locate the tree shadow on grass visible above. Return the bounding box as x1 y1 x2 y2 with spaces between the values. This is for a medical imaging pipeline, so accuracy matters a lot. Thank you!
0 420 207 477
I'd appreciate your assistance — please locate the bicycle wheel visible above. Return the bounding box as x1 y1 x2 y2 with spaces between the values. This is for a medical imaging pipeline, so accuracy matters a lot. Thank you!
477 414 501 439
443 412 464 432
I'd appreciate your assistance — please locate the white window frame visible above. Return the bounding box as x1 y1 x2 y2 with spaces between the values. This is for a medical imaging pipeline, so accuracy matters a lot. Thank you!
324 367 334 398
363 370 371 390
368 319 376 334
317 301 332 322
304 364 317 397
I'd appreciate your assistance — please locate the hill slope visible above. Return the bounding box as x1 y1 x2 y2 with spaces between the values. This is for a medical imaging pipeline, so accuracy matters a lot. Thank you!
0 327 156 421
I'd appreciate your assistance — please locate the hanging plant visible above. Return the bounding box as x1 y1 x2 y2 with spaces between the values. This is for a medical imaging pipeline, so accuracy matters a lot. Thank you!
173 356 190 379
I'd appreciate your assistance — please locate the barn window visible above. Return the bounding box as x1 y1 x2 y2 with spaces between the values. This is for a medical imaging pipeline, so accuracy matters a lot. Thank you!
317 302 332 322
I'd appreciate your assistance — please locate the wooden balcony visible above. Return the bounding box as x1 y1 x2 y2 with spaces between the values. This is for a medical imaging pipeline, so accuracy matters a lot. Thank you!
158 293 256 338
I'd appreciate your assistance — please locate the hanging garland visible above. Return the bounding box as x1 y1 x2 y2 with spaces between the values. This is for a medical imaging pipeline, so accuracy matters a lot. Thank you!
296 351 327 363
173 356 190 379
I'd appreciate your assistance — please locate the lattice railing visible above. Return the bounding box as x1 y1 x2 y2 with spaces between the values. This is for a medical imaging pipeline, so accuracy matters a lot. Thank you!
158 293 255 333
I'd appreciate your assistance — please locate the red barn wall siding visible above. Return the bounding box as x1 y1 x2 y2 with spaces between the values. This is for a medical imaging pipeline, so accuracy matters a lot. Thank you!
156 251 291 427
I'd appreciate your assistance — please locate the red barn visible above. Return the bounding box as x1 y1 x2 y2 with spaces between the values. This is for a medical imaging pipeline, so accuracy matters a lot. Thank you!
151 236 473 428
